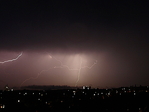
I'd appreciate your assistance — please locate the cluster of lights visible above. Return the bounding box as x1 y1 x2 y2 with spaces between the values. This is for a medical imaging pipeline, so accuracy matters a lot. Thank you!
122 88 125 91
126 108 142 112
18 91 47 96
23 92 27 96
82 86 90 90
73 91 76 95
1 85 149 112
0 105 5 109
0 88 148 111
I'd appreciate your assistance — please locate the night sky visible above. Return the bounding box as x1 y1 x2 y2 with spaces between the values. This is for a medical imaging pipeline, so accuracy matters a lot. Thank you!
0 0 149 89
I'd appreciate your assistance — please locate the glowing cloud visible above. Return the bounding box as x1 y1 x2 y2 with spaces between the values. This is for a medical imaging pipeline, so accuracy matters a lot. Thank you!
75 59 97 86
20 53 97 87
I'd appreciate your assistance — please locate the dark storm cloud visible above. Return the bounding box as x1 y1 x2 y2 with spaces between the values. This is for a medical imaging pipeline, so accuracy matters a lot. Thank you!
0 0 149 88
0 0 149 53
0 0 149 68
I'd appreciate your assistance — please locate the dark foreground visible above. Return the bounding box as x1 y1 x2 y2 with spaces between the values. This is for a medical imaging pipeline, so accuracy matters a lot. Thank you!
0 86 149 112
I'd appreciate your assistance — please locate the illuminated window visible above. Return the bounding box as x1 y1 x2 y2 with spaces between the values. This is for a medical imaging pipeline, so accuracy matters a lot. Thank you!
24 92 27 96
0 105 5 109
83 86 85 89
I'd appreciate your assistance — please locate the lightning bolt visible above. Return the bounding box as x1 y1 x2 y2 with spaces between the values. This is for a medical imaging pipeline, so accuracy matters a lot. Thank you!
20 53 97 87
50 54 97 87
75 58 97 87
52 55 78 71
0 52 23 64
20 54 78 87
51 55 97 86
20 69 51 87
75 57 83 87
0 52 23 88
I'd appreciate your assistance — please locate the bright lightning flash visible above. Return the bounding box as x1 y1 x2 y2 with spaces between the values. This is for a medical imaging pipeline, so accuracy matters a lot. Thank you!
75 58 97 87
20 53 97 87
0 52 23 64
